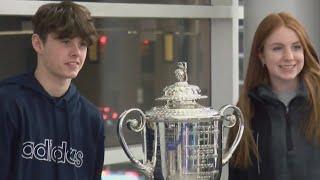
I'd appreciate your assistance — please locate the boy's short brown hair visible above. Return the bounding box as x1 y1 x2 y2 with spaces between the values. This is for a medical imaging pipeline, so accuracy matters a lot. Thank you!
32 1 97 45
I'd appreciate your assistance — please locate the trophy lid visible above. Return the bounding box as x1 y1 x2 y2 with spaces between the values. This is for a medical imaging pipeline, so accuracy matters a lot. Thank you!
146 62 220 122
156 62 207 101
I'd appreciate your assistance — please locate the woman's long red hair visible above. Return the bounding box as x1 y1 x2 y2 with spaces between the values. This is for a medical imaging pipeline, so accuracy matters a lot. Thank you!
228 12 320 168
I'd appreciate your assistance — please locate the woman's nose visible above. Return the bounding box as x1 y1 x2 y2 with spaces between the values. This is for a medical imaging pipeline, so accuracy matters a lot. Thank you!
284 48 294 60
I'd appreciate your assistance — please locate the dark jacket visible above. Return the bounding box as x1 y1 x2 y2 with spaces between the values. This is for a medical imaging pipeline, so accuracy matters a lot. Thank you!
0 72 105 180
229 84 320 180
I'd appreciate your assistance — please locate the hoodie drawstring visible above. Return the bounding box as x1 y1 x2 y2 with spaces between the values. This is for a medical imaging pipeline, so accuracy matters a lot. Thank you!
64 99 78 180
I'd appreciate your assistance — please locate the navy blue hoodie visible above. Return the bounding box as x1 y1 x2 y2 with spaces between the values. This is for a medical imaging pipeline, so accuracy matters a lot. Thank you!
0 72 105 180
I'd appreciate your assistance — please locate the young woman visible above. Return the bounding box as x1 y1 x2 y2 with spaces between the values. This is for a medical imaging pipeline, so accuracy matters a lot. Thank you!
228 12 320 180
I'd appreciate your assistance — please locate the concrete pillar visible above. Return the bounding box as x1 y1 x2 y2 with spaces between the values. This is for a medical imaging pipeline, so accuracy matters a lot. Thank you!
211 1 240 179
211 0 240 107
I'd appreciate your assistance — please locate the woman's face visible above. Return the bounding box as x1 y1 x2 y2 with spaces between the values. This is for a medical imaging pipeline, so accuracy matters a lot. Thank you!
259 26 304 92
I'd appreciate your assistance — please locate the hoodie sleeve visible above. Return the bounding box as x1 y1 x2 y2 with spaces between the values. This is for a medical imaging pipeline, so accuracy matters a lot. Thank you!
93 119 105 180
0 95 18 180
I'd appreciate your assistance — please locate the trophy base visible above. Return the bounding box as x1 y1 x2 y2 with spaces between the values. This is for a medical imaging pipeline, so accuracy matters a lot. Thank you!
166 170 221 180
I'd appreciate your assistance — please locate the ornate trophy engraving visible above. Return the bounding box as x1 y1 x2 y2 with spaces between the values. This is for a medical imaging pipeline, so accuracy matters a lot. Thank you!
117 62 244 180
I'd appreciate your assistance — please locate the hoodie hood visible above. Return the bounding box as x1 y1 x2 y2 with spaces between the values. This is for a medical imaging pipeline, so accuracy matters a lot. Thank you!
0 72 79 107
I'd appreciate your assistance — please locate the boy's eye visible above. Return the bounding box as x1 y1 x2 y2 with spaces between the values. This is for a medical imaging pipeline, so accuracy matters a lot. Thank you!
61 39 70 44
80 42 88 47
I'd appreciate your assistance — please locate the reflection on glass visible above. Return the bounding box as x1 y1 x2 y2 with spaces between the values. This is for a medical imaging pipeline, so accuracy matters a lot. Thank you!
0 16 211 148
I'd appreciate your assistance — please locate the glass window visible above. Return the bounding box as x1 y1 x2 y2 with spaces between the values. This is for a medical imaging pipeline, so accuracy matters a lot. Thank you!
73 0 211 5
0 16 211 148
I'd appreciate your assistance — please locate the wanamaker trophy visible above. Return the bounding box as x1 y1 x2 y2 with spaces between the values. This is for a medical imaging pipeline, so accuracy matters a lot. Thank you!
117 62 244 180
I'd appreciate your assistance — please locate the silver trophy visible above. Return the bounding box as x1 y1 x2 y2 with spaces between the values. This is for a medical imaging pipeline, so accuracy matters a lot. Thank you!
117 62 244 180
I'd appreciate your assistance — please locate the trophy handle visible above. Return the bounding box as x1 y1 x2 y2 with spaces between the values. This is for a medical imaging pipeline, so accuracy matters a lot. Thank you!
117 108 157 180
219 104 244 165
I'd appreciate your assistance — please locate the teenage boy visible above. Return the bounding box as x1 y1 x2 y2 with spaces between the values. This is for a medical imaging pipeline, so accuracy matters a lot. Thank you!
0 2 105 180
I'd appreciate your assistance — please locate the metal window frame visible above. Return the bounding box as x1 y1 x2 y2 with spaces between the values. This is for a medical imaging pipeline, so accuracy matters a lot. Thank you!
0 1 243 18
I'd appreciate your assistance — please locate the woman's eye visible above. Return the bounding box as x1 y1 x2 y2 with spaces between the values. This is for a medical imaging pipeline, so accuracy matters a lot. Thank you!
272 46 282 51
293 44 302 51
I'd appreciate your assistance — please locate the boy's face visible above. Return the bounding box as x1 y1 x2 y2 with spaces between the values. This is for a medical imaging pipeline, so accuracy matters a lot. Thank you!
33 33 88 81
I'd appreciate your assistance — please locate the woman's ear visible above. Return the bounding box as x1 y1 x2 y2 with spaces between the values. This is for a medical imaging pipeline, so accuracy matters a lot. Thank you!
258 52 265 66
31 34 44 54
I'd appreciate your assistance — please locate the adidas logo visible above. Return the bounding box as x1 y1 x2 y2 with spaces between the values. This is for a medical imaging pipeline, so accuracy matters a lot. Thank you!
21 139 83 168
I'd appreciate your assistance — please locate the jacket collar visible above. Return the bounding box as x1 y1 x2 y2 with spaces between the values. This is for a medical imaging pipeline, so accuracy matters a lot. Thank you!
248 81 307 105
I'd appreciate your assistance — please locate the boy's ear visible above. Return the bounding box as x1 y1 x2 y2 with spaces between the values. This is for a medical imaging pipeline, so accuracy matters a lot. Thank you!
31 34 44 54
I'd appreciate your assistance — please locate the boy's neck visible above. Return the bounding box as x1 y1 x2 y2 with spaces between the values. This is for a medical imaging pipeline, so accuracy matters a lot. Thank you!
34 68 71 98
